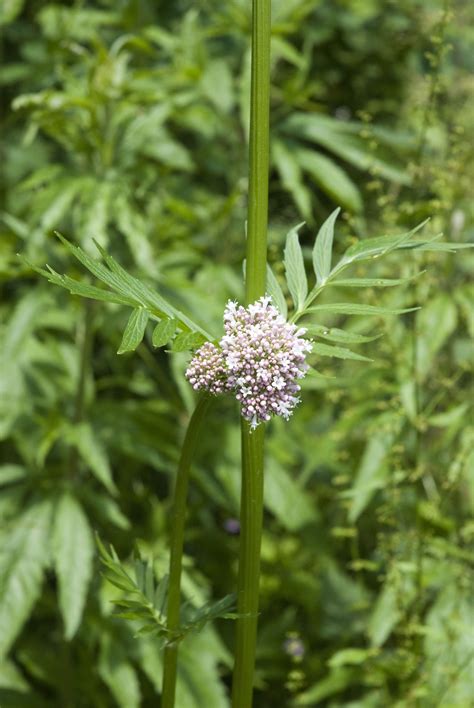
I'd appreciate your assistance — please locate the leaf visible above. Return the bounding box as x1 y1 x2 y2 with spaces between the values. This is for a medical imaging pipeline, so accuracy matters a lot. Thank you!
334 220 430 272
51 234 213 339
348 430 395 522
98 635 141 708
281 112 411 184
311 342 372 362
264 460 317 531
266 265 287 318
294 667 354 705
312 208 340 286
306 303 419 317
201 59 234 113
171 331 206 352
68 422 117 495
415 295 457 382
284 223 308 311
368 584 401 647
295 149 362 212
273 140 312 220
0 500 52 658
330 273 423 288
0 0 25 26
30 263 138 306
304 324 381 345
328 647 376 668
53 494 94 640
117 308 149 354
152 318 178 348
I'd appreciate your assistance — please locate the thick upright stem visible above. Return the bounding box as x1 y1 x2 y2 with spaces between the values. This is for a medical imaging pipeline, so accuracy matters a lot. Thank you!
232 423 265 707
162 394 212 708
245 0 271 305
232 1 271 706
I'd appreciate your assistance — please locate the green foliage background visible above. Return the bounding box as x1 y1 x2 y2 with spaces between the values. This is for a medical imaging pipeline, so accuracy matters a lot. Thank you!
0 0 473 706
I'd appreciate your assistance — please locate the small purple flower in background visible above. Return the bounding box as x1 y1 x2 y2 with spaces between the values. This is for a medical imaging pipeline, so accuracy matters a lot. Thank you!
222 518 241 535
283 635 305 660
185 296 312 428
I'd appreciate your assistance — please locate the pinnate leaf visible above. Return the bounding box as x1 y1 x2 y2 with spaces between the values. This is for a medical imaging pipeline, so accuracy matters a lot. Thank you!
53 494 94 639
0 500 52 658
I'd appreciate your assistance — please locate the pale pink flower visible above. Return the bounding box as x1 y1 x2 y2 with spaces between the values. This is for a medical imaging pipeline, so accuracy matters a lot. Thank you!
185 296 312 428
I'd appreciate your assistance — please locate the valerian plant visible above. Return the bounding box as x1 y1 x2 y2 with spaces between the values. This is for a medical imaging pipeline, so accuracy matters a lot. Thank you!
27 207 469 707
9 3 472 708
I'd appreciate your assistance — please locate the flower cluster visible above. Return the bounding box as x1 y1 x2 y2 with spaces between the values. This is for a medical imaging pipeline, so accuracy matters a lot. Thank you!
185 296 312 428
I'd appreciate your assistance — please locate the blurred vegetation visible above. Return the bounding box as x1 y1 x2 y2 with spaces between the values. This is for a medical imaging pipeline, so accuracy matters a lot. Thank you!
0 1 473 706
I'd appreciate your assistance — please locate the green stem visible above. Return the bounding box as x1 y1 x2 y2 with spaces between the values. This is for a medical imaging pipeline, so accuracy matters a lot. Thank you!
162 394 212 708
244 0 271 304
232 423 265 707
232 1 271 706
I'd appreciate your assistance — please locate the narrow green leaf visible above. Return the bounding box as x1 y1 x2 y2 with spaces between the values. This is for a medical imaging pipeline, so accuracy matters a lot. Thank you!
334 220 430 272
266 265 287 318
348 431 395 522
305 303 419 316
68 423 117 495
171 331 206 352
304 324 381 344
273 140 312 220
295 149 362 213
329 273 423 288
312 208 340 286
0 500 52 658
117 308 149 354
311 342 372 362
368 584 401 647
152 318 178 348
284 223 307 311
53 494 94 640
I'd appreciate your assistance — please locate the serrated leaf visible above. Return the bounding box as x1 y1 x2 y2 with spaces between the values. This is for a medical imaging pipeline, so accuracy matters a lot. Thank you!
51 234 213 339
53 493 94 640
117 308 149 354
311 342 372 362
171 331 206 352
306 303 419 316
294 148 362 213
0 500 52 658
152 318 178 348
313 208 340 286
304 324 381 344
266 265 287 318
284 223 307 311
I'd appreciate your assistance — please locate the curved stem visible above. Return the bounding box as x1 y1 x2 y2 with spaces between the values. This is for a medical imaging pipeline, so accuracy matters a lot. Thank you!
232 0 271 705
161 393 212 708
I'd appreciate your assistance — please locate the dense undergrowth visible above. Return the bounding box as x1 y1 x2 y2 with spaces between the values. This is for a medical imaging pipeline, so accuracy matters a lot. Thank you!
0 1 473 706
